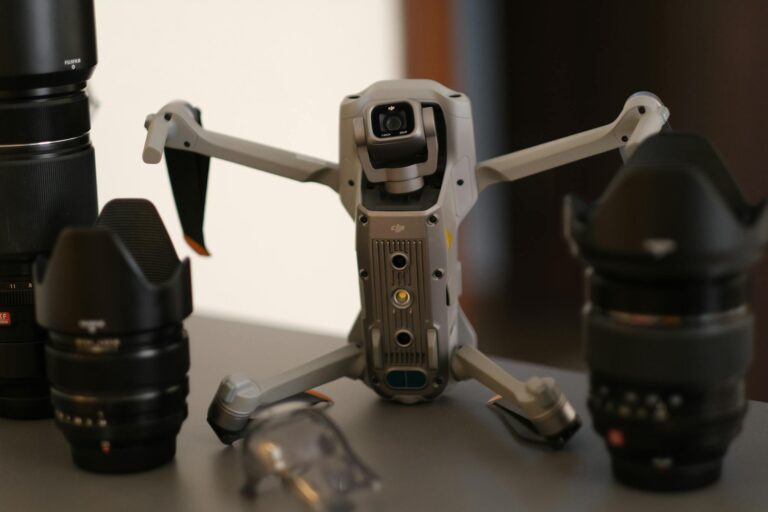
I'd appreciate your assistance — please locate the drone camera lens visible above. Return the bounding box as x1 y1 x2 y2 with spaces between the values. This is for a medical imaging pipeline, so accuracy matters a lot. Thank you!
384 114 404 132
372 102 414 138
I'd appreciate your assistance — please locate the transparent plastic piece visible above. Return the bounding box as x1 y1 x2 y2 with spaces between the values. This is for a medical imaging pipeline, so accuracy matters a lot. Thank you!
241 399 380 512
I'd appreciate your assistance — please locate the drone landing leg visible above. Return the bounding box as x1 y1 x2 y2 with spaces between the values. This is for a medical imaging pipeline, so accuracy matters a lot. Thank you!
208 343 365 444
451 344 581 447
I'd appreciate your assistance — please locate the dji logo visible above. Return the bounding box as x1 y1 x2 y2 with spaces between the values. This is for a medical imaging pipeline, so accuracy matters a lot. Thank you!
390 224 405 234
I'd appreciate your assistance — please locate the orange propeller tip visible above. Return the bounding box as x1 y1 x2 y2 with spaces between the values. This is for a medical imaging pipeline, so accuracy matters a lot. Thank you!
184 235 210 256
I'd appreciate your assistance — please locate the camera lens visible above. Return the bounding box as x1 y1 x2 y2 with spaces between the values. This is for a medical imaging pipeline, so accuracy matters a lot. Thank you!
565 133 765 491
384 114 404 132
0 0 99 419
372 102 414 137
35 199 192 473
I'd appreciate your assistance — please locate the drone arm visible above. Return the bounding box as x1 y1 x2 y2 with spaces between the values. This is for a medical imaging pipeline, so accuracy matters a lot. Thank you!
208 343 365 444
143 101 339 190
476 92 669 192
451 344 579 445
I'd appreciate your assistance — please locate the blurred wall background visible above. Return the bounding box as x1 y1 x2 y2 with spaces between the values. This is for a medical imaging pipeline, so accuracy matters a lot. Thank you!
90 0 767 401
403 0 768 400
90 0 403 337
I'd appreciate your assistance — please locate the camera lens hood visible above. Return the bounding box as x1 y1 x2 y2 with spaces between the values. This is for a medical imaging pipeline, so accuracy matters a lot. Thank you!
34 199 192 335
566 132 768 280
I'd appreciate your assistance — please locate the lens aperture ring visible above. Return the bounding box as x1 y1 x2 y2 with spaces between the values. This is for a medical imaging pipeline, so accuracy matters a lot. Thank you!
588 374 746 491
55 407 188 442
52 382 188 427
588 375 747 429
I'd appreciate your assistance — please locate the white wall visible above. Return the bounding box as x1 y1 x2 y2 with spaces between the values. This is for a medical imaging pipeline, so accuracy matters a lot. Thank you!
90 0 404 335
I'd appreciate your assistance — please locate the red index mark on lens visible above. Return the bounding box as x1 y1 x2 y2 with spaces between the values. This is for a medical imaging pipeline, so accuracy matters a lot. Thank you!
607 428 625 448
0 312 11 326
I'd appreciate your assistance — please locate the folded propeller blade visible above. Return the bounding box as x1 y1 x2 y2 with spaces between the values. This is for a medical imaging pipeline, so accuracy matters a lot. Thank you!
164 106 211 255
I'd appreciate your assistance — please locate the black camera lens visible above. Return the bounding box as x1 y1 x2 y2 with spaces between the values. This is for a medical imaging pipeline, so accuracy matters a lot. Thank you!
372 102 414 138
35 199 192 473
384 114 404 132
565 133 766 491
0 0 99 419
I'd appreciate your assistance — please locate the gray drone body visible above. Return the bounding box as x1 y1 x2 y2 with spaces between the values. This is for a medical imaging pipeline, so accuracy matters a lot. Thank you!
341 81 477 403
143 79 669 445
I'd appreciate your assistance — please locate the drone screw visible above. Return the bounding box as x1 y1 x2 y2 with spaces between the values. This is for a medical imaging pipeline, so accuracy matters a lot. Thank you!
457 179 464 186
432 269 444 279
359 215 368 225
639 106 646 114
359 269 369 279
427 214 438 225
621 135 628 142
184 141 191 148
348 179 355 187
163 113 172 121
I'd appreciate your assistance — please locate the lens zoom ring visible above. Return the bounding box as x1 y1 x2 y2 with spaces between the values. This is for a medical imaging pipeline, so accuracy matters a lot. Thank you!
586 311 753 383
0 147 98 256
46 336 190 392
0 93 90 144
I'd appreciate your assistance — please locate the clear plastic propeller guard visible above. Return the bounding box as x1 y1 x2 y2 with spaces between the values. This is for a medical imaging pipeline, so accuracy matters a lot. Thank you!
241 399 380 512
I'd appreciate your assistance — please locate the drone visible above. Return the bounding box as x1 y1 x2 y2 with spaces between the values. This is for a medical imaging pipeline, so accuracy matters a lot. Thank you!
143 79 669 447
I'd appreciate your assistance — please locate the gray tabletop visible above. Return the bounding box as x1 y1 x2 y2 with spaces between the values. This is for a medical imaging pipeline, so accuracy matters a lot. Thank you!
1 315 766 511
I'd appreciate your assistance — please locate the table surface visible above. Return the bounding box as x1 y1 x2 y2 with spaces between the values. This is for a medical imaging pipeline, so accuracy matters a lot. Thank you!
1 315 766 512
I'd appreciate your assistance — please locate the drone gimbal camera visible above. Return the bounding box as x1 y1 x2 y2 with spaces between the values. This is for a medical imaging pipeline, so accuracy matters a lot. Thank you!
143 80 669 447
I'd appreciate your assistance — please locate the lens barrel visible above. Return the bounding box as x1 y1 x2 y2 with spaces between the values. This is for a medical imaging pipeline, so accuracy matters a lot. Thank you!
565 132 768 491
0 0 99 419
35 199 193 473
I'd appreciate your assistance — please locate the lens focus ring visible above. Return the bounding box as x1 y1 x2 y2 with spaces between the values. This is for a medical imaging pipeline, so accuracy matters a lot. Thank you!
45 331 190 393
0 146 98 257
585 308 752 384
